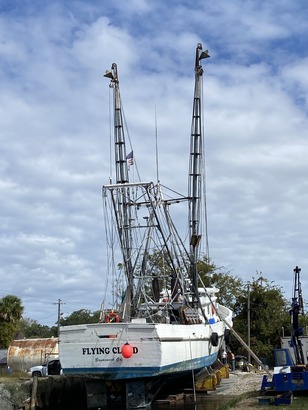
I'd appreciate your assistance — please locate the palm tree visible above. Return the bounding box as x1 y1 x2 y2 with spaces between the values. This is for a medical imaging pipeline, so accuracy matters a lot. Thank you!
0 295 24 348
0 295 24 322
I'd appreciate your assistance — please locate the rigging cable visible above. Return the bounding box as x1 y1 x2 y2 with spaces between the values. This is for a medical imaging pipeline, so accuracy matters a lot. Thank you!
108 85 113 181
155 106 160 183
201 71 210 261
121 100 142 182
103 89 124 308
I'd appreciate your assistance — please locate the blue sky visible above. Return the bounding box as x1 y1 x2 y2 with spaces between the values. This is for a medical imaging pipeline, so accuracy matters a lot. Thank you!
1 0 308 326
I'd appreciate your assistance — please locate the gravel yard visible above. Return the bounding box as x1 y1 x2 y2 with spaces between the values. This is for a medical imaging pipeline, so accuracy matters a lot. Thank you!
207 370 268 409
213 370 265 396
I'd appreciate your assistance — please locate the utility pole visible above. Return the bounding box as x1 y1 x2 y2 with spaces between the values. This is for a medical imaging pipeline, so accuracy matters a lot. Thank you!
54 299 65 336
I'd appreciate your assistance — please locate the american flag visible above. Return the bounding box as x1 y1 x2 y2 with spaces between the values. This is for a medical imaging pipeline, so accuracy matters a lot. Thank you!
126 151 134 166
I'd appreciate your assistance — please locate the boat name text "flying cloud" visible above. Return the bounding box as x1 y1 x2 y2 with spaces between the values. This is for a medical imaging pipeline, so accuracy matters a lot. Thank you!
82 347 139 355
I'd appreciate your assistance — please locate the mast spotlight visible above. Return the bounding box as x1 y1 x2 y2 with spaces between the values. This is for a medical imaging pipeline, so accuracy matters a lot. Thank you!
104 70 114 79
199 49 210 60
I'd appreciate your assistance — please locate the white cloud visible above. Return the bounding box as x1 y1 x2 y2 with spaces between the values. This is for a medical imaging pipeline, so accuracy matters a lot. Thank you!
0 0 308 325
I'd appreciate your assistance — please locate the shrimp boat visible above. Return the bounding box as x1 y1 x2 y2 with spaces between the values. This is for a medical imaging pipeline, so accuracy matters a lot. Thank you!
59 43 233 382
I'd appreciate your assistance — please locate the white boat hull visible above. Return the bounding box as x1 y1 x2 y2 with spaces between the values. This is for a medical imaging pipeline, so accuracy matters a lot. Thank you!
59 318 230 380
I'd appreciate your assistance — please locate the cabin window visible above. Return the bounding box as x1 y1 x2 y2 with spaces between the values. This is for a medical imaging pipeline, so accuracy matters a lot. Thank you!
275 350 287 366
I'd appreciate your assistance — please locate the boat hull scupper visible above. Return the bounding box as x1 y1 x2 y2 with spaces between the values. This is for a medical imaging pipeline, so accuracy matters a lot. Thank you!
59 317 230 379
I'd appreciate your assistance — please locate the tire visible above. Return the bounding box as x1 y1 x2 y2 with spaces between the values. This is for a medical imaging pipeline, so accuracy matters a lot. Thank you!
32 371 42 377
224 328 231 345
210 332 219 347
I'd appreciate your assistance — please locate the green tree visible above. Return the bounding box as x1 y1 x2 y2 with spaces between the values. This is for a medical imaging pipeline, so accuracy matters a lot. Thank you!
229 273 289 365
59 309 101 326
18 318 57 339
0 295 24 348
197 256 244 311
197 261 294 366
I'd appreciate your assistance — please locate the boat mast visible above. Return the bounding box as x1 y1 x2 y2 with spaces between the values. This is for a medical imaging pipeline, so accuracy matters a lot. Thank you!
104 64 129 184
188 43 209 301
104 64 134 318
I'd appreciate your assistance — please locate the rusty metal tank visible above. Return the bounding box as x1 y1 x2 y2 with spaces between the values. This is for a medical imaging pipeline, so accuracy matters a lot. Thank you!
7 338 59 371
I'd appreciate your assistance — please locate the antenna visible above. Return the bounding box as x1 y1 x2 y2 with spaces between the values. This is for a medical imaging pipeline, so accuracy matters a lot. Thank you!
155 106 159 183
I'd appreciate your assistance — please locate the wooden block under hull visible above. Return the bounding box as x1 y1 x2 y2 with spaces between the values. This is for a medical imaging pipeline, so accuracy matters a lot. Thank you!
195 374 217 391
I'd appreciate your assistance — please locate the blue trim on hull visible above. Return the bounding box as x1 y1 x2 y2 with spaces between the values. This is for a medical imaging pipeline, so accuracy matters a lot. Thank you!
63 352 218 380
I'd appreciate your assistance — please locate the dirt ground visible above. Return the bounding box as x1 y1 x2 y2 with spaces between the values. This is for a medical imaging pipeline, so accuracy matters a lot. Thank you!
207 369 267 409
213 369 265 396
